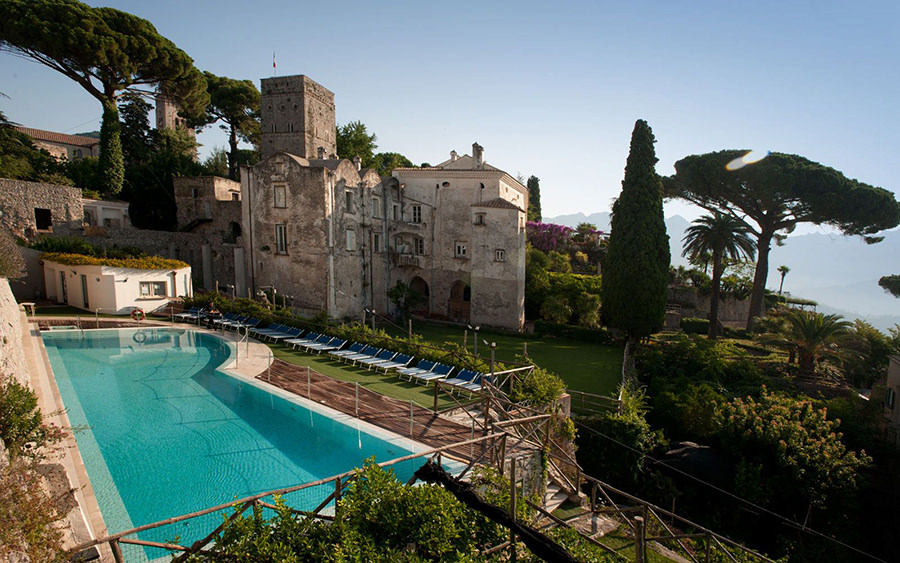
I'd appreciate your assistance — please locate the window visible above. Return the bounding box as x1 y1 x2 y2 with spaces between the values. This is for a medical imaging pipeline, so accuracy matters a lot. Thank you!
414 237 424 255
275 224 288 254
232 193 240 201
888 387 897 410
372 196 382 218
474 213 486 225
345 229 356 251
495 249 506 262
274 183 287 208
392 204 400 220
411 204 422 224
34 208 52 230
191 188 199 198
345 191 353 212
373 233 383 252
455 241 468 258
139 281 167 298
74 149 83 159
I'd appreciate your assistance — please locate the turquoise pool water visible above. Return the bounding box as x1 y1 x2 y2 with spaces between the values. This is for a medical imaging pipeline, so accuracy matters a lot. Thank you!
43 328 427 560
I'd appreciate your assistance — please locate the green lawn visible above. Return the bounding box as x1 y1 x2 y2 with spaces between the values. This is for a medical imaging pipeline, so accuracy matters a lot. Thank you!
384 321 623 397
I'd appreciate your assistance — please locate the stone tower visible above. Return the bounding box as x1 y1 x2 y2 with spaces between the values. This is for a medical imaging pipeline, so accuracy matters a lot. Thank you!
260 75 336 160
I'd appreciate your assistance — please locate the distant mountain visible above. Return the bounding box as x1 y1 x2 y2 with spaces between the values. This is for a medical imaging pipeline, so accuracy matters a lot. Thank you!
544 213 900 331
74 130 100 139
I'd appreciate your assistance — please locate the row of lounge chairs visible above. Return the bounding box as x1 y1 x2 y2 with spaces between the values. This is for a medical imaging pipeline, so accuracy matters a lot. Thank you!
242 323 494 395
173 312 495 395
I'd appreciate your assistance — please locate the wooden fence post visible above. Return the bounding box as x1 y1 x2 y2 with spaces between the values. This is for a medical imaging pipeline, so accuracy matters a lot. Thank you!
634 515 645 563
509 457 518 562
110 540 124 563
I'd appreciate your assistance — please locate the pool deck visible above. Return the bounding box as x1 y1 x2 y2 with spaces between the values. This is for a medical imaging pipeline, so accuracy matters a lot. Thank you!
26 314 479 561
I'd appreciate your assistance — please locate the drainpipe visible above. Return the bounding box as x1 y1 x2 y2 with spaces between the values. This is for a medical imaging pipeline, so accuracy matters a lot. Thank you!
327 171 336 318
245 167 256 296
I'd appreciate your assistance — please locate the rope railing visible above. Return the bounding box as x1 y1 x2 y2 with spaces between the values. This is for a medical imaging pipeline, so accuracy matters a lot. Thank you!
72 434 505 561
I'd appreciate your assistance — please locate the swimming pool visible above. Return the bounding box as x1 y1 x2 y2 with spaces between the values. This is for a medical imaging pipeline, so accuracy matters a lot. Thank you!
43 328 433 560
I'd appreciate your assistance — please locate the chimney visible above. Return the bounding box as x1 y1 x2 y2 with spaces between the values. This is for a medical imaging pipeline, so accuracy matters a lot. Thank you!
472 142 484 168
450 150 458 162
353 155 361 171
317 146 326 159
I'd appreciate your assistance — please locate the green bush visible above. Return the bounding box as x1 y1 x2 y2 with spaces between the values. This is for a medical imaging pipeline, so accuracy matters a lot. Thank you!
533 320 612 344
0 377 56 459
681 317 710 335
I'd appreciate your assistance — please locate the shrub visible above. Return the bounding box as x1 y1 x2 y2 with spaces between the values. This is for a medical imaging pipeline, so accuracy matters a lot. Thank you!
40 251 187 270
0 377 61 459
681 317 710 335
508 365 566 409
533 320 613 344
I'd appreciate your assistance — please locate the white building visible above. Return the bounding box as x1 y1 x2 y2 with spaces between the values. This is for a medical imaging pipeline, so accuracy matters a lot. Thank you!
42 256 191 315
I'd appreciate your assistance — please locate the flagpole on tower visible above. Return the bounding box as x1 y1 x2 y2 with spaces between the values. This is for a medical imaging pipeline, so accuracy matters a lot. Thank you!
273 52 277 77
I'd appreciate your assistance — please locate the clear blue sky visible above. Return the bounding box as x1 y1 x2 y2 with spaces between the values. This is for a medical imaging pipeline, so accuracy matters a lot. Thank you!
3 0 898 221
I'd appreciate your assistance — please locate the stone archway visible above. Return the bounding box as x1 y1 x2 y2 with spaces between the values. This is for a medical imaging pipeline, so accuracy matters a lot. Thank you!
409 276 430 315
448 280 471 322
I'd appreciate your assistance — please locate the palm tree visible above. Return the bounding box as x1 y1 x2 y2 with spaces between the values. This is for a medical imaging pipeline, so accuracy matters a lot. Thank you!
777 265 790 294
682 213 756 339
759 309 853 376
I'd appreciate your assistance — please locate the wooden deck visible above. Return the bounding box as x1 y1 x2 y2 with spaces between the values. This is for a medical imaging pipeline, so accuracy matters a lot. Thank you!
259 359 484 462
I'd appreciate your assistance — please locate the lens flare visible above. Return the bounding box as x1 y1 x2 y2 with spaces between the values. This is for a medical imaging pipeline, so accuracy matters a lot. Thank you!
726 150 770 171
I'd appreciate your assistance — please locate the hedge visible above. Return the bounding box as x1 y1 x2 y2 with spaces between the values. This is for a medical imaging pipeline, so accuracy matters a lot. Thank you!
680 317 710 335
533 319 613 344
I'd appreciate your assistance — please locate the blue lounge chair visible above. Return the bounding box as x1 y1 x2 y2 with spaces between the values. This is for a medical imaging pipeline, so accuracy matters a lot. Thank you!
442 369 489 395
292 334 332 352
285 332 320 347
396 359 436 381
329 342 365 360
356 349 398 369
374 353 414 373
174 307 204 322
266 327 303 343
410 363 454 385
306 337 346 354
341 346 381 364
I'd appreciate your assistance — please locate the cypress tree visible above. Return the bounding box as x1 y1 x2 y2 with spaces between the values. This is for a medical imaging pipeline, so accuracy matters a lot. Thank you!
526 175 542 222
602 120 670 364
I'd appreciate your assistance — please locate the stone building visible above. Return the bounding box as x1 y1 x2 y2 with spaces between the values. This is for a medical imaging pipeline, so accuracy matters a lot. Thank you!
240 75 527 329
390 148 527 329
0 178 83 239
172 176 243 293
12 126 99 160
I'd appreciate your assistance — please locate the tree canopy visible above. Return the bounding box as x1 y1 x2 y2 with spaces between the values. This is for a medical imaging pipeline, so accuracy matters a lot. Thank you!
0 0 208 196
682 212 755 339
602 119 670 347
527 175 542 222
370 151 412 176
336 120 376 166
879 275 900 298
200 72 260 180
666 150 900 327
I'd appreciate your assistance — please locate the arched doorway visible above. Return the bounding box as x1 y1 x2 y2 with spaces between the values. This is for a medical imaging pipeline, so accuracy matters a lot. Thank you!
448 280 471 322
409 276 430 315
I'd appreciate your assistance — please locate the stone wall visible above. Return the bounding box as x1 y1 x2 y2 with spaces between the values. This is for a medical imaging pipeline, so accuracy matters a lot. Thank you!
668 286 751 328
0 179 83 241
0 278 29 386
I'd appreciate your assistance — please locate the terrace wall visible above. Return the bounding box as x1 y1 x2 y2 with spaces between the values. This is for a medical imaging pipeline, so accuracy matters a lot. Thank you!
0 277 30 386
